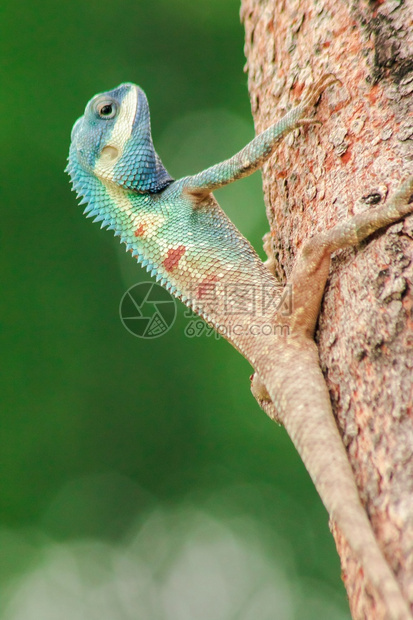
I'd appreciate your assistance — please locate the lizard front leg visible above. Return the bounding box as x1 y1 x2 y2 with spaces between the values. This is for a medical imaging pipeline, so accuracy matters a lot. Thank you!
182 74 337 197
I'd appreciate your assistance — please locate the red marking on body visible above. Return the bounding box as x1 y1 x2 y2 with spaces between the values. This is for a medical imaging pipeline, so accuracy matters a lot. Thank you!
197 275 218 299
163 245 186 272
134 223 146 237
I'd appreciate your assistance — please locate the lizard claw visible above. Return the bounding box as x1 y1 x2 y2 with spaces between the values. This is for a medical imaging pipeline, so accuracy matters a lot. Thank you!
300 73 340 112
296 118 323 127
262 231 277 276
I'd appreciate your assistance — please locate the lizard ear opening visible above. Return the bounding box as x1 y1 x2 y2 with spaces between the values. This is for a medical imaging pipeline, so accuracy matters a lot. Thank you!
100 146 119 162
111 87 174 194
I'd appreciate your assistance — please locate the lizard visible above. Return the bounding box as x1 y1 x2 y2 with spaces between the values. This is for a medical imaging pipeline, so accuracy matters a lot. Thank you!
67 76 413 619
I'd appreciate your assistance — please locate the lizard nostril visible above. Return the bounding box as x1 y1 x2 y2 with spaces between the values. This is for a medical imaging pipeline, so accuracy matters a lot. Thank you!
100 145 119 162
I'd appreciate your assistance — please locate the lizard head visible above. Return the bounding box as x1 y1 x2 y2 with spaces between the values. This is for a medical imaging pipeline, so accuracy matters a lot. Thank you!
67 83 173 194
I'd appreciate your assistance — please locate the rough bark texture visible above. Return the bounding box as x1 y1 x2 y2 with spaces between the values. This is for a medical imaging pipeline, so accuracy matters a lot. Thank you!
241 1 413 618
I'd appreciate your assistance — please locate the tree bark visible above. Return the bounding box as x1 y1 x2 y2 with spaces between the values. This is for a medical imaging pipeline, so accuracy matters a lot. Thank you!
241 1 413 618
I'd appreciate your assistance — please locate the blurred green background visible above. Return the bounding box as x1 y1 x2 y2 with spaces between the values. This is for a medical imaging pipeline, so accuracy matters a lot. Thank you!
0 0 350 617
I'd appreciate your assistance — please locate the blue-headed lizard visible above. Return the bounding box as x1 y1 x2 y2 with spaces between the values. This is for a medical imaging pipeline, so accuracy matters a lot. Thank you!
67 76 413 619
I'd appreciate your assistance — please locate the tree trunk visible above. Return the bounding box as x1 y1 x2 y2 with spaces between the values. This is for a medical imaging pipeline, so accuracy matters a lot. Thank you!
241 1 413 618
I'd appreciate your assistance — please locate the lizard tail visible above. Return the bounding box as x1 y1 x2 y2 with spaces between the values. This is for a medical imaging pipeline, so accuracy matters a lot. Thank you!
255 339 412 620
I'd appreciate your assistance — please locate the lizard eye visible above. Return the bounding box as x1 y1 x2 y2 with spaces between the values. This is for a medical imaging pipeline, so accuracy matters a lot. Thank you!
96 100 117 119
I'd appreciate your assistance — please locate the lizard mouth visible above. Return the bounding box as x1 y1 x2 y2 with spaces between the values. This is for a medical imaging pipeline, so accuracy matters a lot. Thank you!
131 85 145 135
